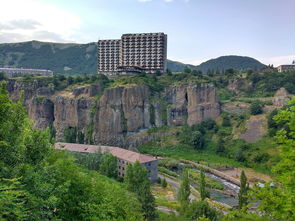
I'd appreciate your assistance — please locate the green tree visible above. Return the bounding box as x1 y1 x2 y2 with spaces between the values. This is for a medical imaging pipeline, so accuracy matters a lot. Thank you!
238 170 248 209
178 169 190 211
125 161 157 221
99 153 118 179
184 67 191 74
0 72 7 81
191 131 204 150
250 100 263 115
216 138 225 155
0 178 29 221
0 82 145 220
222 114 231 127
161 178 167 188
200 169 210 201
255 97 295 220
64 126 77 143
184 200 221 221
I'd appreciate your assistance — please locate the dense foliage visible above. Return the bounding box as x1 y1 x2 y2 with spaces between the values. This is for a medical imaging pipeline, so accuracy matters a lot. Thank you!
0 81 144 220
125 161 157 221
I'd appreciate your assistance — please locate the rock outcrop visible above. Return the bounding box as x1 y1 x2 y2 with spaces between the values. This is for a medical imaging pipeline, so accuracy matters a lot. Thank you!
227 78 252 95
165 84 220 126
7 79 220 147
272 87 291 107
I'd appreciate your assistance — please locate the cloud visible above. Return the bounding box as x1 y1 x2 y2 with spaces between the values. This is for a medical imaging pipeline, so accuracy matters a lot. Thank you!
0 19 40 31
0 0 81 43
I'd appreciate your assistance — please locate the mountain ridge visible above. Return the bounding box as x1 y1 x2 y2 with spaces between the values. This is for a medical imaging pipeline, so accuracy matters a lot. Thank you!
0 40 266 74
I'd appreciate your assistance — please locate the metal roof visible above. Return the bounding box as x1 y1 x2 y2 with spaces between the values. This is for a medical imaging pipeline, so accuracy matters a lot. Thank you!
55 142 157 164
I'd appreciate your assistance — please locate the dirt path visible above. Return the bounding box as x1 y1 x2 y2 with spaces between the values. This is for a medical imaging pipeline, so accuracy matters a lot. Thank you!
239 115 267 143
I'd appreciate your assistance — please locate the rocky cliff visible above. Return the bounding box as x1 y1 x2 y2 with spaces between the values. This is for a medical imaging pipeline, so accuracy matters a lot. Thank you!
7 80 220 147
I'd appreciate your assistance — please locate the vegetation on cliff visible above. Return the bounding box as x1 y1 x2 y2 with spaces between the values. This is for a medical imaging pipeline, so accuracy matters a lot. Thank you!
0 81 145 220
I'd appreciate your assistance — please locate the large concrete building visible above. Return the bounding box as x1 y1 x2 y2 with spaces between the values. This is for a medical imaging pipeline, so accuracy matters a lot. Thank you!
277 64 295 72
0 68 53 78
97 32 167 75
55 142 158 181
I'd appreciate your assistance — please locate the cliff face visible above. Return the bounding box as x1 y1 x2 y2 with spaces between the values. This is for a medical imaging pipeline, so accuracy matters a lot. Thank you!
7 80 220 147
165 84 220 126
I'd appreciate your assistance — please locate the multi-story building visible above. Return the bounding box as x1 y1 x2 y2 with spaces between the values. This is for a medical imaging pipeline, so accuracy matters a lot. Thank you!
97 32 167 75
0 68 53 78
55 142 158 181
277 64 295 72
97 39 121 73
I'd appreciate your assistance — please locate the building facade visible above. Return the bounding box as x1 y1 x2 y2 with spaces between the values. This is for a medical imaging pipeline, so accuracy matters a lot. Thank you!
97 39 121 73
0 68 53 78
97 32 167 75
55 142 158 181
277 65 295 72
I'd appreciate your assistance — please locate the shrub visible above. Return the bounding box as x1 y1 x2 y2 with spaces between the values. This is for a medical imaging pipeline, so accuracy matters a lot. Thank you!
250 100 263 115
161 178 167 188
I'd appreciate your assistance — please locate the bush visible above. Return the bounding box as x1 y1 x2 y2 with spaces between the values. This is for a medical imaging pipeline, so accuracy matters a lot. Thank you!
250 101 263 115
222 114 231 127
161 178 168 188
184 200 222 221
191 131 205 150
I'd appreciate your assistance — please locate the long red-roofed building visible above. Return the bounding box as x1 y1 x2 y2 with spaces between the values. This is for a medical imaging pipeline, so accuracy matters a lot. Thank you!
55 142 158 181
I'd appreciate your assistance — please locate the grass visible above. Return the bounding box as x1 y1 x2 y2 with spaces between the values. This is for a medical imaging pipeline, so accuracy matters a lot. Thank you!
152 184 180 210
187 169 224 190
139 140 243 169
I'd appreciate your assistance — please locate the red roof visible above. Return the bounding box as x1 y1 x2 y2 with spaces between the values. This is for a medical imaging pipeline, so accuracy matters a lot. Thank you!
55 142 157 164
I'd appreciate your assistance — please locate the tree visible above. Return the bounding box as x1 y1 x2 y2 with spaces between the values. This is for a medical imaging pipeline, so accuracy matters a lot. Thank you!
222 114 231 127
238 170 248 209
125 161 157 221
99 153 118 179
216 138 225 155
178 169 190 212
200 169 210 201
184 67 191 74
0 81 145 221
250 101 263 115
184 200 221 221
255 97 295 220
0 178 29 220
0 72 7 81
161 178 167 188
67 76 74 85
191 131 204 150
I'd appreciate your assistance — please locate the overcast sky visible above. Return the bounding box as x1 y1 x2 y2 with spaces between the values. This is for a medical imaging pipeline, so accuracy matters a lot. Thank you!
1 0 294 66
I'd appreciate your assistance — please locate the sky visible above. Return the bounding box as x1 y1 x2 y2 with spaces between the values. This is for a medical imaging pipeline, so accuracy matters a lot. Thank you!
0 0 294 66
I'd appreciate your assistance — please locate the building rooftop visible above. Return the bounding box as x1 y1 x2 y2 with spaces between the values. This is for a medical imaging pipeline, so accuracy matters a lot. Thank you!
55 142 157 163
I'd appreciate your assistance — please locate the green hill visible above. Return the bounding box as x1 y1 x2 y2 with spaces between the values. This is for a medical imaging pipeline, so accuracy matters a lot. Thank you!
0 41 265 74
195 55 266 73
0 40 97 74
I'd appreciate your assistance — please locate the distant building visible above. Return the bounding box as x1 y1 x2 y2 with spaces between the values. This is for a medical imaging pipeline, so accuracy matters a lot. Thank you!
0 68 53 78
97 39 121 73
97 32 167 75
55 142 158 181
277 65 295 72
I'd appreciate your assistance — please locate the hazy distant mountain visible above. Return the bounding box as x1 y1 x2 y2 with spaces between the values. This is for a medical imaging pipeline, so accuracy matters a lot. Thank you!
0 41 265 74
